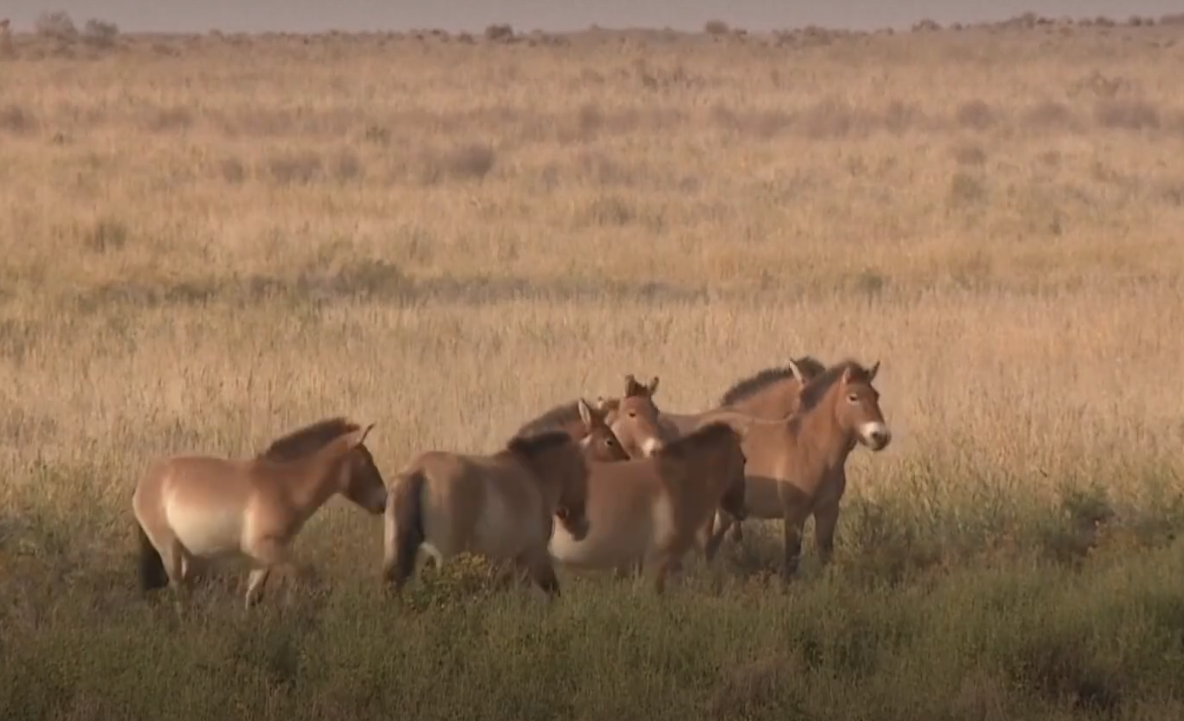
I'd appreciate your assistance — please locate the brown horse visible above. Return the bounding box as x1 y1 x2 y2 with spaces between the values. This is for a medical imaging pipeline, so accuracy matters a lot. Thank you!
132 417 388 609
696 359 891 580
382 430 591 598
516 374 674 460
547 421 750 593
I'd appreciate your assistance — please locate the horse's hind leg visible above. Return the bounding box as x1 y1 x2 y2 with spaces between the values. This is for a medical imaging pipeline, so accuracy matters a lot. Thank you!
157 539 194 617
383 470 427 594
141 522 191 612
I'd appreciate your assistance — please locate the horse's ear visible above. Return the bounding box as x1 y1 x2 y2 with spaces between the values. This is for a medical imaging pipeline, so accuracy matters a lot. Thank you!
866 360 880 382
352 422 376 447
577 398 594 429
787 359 806 385
647 376 660 396
840 364 855 385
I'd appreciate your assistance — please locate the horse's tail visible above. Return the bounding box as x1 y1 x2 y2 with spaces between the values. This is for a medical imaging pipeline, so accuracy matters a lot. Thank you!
136 522 169 592
383 469 427 589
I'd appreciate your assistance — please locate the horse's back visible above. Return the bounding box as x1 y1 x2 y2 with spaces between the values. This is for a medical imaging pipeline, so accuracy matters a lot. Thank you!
728 380 801 419
136 454 251 499
659 413 697 438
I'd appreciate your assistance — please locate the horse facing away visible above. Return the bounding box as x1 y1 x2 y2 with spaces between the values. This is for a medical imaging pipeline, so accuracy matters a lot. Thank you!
382 429 592 599
548 420 750 593
695 359 891 580
132 417 388 609
515 374 675 460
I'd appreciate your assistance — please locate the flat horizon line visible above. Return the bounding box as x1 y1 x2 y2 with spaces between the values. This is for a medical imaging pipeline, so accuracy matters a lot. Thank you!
5 10 1183 38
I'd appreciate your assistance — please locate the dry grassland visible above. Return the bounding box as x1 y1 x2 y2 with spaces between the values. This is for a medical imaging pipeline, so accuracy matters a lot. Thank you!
3 15 1184 721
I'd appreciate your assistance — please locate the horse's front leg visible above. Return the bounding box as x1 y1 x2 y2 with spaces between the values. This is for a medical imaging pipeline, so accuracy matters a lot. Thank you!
779 500 812 583
812 501 841 568
243 536 294 609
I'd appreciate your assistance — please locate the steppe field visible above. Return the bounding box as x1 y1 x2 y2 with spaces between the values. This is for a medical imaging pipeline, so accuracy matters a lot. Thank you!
3 12 1184 721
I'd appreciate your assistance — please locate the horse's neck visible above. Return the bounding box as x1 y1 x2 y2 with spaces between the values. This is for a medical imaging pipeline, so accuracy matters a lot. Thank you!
276 446 348 517
534 474 563 510
790 399 854 473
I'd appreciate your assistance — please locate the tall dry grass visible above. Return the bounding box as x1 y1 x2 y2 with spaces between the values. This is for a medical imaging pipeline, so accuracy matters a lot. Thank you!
2 17 1184 721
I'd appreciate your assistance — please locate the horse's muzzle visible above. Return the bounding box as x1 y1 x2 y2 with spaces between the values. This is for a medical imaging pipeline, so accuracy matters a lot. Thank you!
859 422 892 451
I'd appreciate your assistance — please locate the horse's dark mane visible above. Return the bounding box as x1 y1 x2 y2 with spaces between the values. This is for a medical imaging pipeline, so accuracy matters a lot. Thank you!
516 396 619 439
796 360 876 413
505 430 574 459
259 416 361 461
718 355 828 407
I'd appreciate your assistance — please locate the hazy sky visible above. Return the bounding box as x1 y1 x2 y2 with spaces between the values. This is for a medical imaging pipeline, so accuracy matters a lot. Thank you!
5 0 1181 34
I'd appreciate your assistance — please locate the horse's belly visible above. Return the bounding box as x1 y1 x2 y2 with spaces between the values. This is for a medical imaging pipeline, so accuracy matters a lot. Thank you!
470 491 542 560
549 532 644 569
744 477 784 519
550 508 652 569
165 498 244 558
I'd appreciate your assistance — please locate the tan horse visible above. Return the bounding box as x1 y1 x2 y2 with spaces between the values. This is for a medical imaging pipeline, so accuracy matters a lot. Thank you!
382 429 592 598
595 360 829 552
698 356 829 547
564 397 631 464
547 421 750 593
132 417 388 609
515 374 674 459
694 359 891 580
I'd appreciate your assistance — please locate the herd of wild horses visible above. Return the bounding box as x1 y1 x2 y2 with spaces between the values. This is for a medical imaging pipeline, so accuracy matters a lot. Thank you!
131 355 891 609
